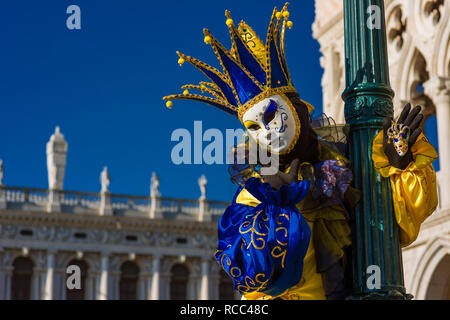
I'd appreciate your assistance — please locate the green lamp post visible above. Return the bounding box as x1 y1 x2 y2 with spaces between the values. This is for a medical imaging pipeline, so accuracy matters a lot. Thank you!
342 0 412 299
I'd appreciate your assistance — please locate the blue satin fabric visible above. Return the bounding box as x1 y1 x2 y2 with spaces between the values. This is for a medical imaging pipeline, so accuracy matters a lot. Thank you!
215 178 311 296
197 64 238 106
269 37 288 88
216 46 263 105
231 33 267 86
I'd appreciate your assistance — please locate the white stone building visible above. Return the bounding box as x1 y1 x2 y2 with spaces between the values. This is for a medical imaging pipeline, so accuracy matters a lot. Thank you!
0 127 237 300
313 0 450 299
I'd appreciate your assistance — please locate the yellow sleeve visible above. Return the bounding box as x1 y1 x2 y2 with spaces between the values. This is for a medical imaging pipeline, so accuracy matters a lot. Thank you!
372 131 439 247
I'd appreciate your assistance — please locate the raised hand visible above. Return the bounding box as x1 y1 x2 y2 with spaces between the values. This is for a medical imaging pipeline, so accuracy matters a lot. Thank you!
261 159 300 191
382 103 423 170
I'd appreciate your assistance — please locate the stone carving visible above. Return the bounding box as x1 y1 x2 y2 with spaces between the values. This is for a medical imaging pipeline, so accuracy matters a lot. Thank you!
56 227 71 241
192 234 206 248
107 230 122 244
92 230 107 243
37 226 55 241
424 0 444 25
3 224 17 239
198 175 207 200
388 6 407 51
150 172 161 197
100 167 110 193
158 232 174 246
46 126 68 190
0 250 14 267
143 231 156 245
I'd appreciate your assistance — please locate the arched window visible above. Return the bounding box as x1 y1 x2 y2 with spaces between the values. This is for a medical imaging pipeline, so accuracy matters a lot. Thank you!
425 254 450 300
119 261 140 300
65 259 88 300
11 257 34 300
170 264 189 300
219 270 235 300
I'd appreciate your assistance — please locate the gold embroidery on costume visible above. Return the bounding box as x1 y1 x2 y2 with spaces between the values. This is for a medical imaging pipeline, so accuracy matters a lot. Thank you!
239 210 269 250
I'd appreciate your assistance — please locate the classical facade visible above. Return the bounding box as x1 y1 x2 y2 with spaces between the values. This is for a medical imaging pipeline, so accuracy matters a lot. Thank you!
313 0 450 299
0 127 237 300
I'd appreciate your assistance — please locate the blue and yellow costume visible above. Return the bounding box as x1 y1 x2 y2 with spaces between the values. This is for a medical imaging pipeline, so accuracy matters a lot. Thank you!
163 3 439 300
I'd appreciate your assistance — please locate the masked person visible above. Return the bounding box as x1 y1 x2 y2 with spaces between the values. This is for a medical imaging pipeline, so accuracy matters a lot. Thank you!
163 3 438 300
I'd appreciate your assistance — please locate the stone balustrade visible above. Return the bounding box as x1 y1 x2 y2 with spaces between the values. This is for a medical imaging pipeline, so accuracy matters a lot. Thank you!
0 185 229 221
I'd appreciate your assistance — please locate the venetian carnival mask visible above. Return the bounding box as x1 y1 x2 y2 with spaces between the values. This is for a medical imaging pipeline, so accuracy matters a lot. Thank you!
163 3 314 156
242 95 300 154
387 122 410 157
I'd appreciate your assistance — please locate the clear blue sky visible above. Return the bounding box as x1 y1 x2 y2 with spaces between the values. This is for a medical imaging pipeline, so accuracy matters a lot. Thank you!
0 1 439 201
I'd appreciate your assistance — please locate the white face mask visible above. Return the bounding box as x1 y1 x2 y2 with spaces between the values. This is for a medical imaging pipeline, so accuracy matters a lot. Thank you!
242 94 300 154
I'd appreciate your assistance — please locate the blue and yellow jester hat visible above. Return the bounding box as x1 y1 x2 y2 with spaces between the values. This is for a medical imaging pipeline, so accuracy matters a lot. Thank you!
163 3 314 123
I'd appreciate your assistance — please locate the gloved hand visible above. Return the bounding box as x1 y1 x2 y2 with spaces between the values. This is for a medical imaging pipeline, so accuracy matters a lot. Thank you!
261 159 300 191
382 103 423 170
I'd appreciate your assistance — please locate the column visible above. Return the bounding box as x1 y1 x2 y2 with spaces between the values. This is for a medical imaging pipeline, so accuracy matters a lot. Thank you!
43 251 56 300
208 263 220 300
150 255 160 300
53 267 65 300
109 269 120 300
3 267 12 300
137 274 146 300
32 253 46 300
32 272 41 299
199 259 209 300
187 271 200 300
87 274 95 300
424 77 450 209
0 264 12 300
96 254 109 300
145 276 153 300
342 0 409 299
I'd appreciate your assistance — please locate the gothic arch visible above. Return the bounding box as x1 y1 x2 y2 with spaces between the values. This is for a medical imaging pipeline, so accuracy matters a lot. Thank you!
396 48 435 121
409 236 450 299
435 17 450 78
429 0 449 77
386 1 408 54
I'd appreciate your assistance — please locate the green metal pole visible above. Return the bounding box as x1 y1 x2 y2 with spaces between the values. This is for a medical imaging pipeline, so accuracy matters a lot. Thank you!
342 0 411 299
